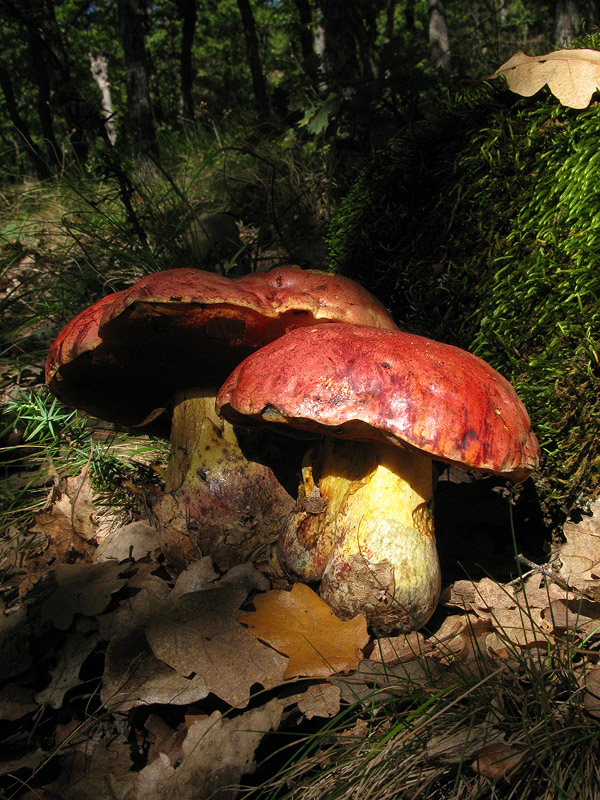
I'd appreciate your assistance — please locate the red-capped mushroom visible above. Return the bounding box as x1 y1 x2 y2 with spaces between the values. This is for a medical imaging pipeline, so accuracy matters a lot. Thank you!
46 267 397 568
216 323 540 632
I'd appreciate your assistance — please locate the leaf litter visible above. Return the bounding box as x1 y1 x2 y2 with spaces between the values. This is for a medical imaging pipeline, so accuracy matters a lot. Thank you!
1 478 600 798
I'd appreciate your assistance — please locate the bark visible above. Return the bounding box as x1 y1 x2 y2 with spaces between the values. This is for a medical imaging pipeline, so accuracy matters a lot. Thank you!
404 0 415 31
0 62 50 178
383 0 399 40
25 19 61 167
313 0 361 93
553 0 598 45
291 0 317 77
116 0 159 161
178 0 197 125
24 0 91 162
89 52 117 145
427 0 451 72
236 0 269 119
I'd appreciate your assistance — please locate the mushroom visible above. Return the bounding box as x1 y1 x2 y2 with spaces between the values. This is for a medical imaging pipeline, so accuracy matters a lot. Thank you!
216 323 540 632
46 267 397 568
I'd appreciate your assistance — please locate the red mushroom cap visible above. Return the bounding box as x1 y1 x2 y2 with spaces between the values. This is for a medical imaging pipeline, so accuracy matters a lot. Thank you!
46 267 397 427
216 324 540 480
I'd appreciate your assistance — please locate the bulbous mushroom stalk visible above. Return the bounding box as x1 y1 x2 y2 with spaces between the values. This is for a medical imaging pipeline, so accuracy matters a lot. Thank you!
216 323 540 633
282 438 439 632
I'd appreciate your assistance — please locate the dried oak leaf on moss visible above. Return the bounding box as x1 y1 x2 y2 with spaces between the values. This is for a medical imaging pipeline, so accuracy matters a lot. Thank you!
490 48 600 108
239 583 369 679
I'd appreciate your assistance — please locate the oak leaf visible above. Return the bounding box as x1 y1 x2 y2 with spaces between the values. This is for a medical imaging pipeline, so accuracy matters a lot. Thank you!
146 588 288 708
490 49 600 108
40 561 128 630
35 629 99 709
239 583 369 679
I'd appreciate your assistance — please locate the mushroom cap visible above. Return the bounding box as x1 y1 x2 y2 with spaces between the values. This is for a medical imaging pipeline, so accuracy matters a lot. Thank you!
216 323 540 480
46 267 397 426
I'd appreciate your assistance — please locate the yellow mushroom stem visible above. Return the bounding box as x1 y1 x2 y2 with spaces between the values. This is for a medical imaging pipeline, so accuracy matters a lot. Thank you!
165 387 233 493
278 438 440 633
155 387 294 570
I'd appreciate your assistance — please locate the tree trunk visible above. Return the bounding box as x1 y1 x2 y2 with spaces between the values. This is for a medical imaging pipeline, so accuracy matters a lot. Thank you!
116 0 160 162
313 0 361 93
427 0 451 72
24 20 62 168
24 0 92 163
89 52 117 145
553 0 598 45
236 0 269 119
291 0 317 79
178 0 197 125
0 61 50 178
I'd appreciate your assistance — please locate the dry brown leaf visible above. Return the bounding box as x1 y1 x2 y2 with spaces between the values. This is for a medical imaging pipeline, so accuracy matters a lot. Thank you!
331 657 440 705
427 721 506 763
559 500 600 593
442 578 516 615
40 561 128 630
427 614 492 665
239 583 369 679
0 684 38 721
542 599 595 635
369 631 430 665
94 520 160 562
296 683 341 719
490 48 600 108
491 607 550 647
97 568 171 641
35 629 99 709
0 606 32 682
171 557 219 596
146 588 288 707
135 700 285 800
62 471 99 541
472 741 524 779
517 572 573 608
39 719 134 799
101 627 209 712
581 666 600 718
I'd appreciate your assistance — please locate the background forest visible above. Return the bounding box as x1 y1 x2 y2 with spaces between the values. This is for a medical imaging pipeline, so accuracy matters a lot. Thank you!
1 1 600 799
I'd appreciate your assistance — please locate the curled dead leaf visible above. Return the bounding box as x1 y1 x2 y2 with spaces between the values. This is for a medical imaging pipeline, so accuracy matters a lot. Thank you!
490 49 600 108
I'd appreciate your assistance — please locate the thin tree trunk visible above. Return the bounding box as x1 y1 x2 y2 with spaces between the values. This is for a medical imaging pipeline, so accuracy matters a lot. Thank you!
0 61 50 178
25 0 91 162
236 0 269 119
427 0 451 72
117 0 159 161
179 0 197 125
25 22 62 167
291 0 317 78
313 0 361 94
89 52 117 145
553 0 585 44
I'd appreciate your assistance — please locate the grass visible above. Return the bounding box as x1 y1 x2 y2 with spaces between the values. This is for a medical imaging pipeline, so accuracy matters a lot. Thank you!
247 593 600 800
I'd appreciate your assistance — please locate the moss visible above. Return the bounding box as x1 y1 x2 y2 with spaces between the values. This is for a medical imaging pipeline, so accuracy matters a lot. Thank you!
328 39 600 505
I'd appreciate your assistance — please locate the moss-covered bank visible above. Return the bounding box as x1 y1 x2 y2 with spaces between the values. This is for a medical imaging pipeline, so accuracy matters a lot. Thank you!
328 44 600 505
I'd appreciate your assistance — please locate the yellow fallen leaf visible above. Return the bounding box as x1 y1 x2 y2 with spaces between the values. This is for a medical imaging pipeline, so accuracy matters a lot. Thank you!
490 48 600 108
239 583 369 679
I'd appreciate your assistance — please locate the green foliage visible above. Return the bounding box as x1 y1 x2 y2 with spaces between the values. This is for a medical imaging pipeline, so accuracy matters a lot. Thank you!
0 387 164 530
328 39 600 506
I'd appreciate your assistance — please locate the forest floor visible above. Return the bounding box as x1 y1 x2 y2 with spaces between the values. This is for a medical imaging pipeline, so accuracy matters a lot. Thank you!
1 212 600 800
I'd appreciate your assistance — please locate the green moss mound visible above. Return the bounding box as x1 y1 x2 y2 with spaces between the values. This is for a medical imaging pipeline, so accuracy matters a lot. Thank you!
329 43 600 505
